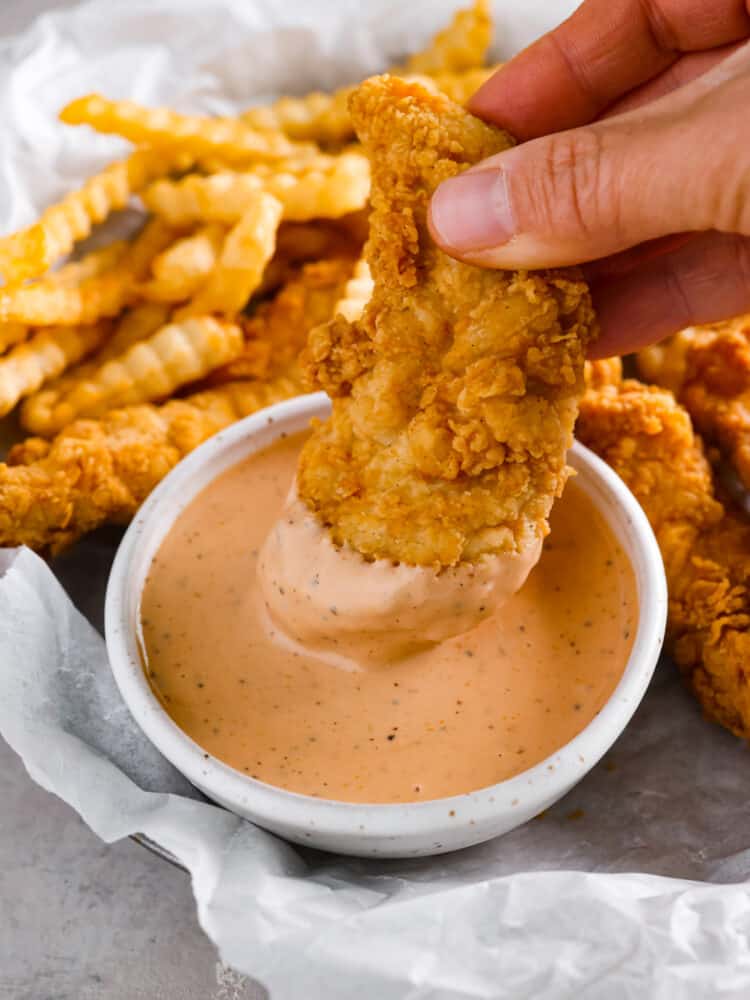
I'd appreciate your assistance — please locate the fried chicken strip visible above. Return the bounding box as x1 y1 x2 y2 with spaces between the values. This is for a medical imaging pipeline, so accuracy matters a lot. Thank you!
259 77 596 666
296 76 598 568
0 261 352 553
637 316 750 491
577 378 750 739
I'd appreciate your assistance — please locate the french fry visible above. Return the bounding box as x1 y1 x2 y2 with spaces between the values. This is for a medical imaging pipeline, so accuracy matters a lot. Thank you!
102 302 172 359
0 150 186 288
139 224 225 302
60 94 314 166
239 0 493 146
0 320 110 417
176 193 282 318
20 303 171 435
255 219 364 298
1 374 301 553
32 315 243 433
143 150 369 227
0 324 30 354
206 256 354 386
52 241 128 286
332 257 372 322
403 0 492 75
241 68 495 148
0 218 174 327
243 90 353 146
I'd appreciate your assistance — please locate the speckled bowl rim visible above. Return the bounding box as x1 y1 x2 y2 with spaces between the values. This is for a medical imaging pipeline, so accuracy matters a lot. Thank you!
105 392 667 853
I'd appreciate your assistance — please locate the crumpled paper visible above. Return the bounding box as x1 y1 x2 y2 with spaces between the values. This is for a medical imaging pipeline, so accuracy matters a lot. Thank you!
2 2 750 997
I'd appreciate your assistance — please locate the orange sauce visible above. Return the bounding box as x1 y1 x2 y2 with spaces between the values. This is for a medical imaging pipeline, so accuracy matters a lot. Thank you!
140 431 637 803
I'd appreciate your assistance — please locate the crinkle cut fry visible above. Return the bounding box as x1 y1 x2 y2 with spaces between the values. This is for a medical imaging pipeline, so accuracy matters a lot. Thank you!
20 303 171 435
2 375 300 554
0 218 175 326
29 316 244 434
0 320 110 417
637 316 750 491
205 256 355 385
175 192 282 318
577 378 750 739
60 94 315 166
297 76 597 567
0 150 186 287
402 0 492 75
142 151 370 227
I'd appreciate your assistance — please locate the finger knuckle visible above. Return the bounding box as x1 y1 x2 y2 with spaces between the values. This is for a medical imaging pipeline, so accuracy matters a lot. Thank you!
531 129 615 241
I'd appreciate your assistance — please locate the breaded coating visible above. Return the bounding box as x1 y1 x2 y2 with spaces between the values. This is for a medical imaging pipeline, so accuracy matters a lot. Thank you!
297 76 597 567
0 376 299 554
205 257 354 384
637 316 750 490
578 379 750 740
0 257 355 551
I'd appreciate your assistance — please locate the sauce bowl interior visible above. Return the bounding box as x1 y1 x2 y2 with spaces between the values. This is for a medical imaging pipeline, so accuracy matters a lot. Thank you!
105 392 667 858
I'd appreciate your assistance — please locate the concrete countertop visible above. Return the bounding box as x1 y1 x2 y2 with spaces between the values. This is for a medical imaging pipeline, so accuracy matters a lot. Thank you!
0 3 265 997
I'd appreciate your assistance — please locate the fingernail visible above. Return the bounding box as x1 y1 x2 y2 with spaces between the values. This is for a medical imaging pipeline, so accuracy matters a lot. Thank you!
430 168 516 253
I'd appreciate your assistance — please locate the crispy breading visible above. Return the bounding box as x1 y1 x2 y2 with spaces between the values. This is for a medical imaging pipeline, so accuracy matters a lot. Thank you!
1 376 300 554
637 316 750 490
577 378 750 739
2 255 355 548
297 77 597 567
205 257 354 384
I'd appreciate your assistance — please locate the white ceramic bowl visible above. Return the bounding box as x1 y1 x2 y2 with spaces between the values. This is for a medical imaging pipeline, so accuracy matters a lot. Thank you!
105 392 667 858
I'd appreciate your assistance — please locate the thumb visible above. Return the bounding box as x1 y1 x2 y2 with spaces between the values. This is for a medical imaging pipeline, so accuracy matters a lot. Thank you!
429 45 750 268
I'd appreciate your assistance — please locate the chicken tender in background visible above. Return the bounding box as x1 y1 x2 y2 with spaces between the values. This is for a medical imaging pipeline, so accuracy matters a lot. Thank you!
297 76 598 568
637 315 750 491
578 377 750 740
0 259 352 553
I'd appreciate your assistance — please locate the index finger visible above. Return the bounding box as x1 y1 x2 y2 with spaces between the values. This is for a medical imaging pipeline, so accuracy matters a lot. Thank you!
468 0 750 139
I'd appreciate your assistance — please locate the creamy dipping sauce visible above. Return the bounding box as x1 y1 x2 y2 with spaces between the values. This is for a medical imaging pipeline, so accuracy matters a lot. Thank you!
140 432 637 804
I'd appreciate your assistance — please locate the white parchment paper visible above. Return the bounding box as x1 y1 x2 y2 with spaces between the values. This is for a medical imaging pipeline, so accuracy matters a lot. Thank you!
2 2 750 997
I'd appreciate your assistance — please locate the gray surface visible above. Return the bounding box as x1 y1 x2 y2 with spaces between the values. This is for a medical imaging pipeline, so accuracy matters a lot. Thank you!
0 3 262 998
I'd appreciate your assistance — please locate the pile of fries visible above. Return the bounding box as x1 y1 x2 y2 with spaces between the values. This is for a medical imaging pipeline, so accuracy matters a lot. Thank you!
0 1 495 553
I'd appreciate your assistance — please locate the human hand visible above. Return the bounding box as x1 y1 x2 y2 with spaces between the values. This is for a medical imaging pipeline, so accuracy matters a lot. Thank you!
428 0 750 357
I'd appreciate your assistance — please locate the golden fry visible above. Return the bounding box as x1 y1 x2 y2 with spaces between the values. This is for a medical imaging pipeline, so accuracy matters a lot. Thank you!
33 315 243 433
403 0 492 75
60 94 313 166
206 256 354 385
20 303 170 435
0 219 174 327
331 256 372 322
139 224 225 302
143 151 369 226
0 321 110 417
2 374 300 553
240 0 494 146
52 241 128 286
176 193 282 318
0 151 185 287
0 324 30 354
